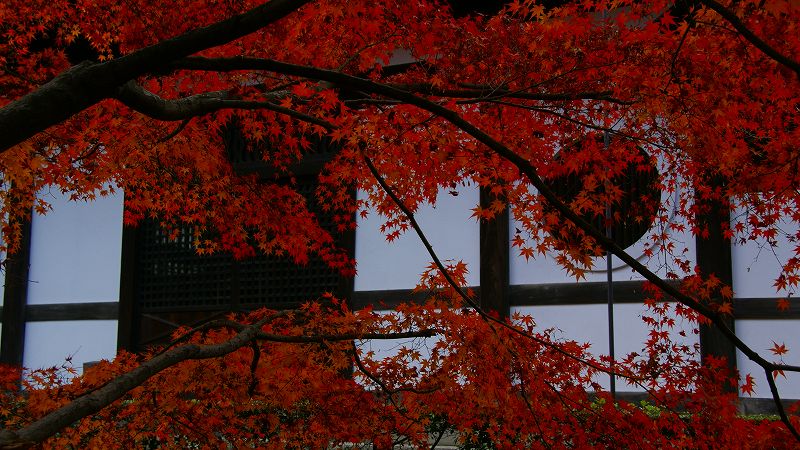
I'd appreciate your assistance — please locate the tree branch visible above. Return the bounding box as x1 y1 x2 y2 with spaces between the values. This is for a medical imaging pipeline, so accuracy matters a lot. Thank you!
700 0 800 77
242 60 800 436
0 314 274 448
169 56 633 105
362 154 642 381
212 56 798 374
157 118 192 143
0 0 313 152
0 313 440 448
115 80 334 130
765 366 800 441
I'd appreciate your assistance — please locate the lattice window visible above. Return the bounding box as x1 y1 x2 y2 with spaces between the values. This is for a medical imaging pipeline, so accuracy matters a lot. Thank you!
135 220 233 312
136 118 348 313
134 180 346 313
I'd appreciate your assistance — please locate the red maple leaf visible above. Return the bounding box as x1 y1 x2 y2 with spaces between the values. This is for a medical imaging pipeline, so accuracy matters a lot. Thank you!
741 374 756 396
770 341 789 356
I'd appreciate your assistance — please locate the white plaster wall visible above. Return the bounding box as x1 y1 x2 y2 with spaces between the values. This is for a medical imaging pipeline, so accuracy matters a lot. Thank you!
731 217 799 298
27 189 124 304
736 320 800 399
354 186 480 291
730 213 800 398
23 320 118 374
511 303 699 392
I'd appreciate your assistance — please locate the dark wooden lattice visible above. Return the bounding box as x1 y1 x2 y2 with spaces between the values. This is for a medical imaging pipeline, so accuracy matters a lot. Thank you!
134 180 345 313
135 221 232 312
120 123 351 348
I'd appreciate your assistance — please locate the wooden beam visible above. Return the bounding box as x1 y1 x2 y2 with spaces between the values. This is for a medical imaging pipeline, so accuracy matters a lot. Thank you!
26 302 118 321
351 288 452 310
337 204 357 309
695 191 737 377
733 297 800 319
0 215 32 366
479 187 509 318
0 290 791 322
508 280 677 306
117 225 138 351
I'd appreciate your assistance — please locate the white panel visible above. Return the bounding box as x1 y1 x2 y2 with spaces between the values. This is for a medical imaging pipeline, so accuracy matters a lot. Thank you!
27 189 124 304
732 219 799 298
511 303 699 392
23 320 118 375
510 189 695 285
354 187 480 291
736 320 800 399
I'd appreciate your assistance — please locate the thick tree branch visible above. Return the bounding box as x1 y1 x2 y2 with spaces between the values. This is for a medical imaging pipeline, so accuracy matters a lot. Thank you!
115 81 334 130
0 311 440 448
0 314 274 448
212 56 798 372
0 0 312 152
170 56 633 104
116 82 240 120
234 59 800 436
700 0 800 77
93 56 800 434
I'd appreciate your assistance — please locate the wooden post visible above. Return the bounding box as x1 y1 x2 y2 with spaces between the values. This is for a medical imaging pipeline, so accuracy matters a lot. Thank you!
0 213 32 366
479 187 509 318
117 225 138 351
696 189 737 381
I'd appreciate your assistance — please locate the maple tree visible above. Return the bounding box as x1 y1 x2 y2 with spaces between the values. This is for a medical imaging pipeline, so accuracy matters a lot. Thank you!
0 0 799 447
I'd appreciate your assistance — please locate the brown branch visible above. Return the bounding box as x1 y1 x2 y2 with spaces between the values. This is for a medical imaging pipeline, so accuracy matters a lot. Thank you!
362 154 638 381
153 311 293 357
169 56 633 105
115 81 335 130
0 315 275 448
0 312 441 448
700 0 800 77
350 342 437 402
411 85 631 105
257 329 441 342
0 0 313 152
157 118 191 143
221 59 800 437
765 366 800 441
667 24 692 86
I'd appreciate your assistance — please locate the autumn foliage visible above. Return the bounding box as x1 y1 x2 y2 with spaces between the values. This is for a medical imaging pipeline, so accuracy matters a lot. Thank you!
1 301 797 448
1 0 800 447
